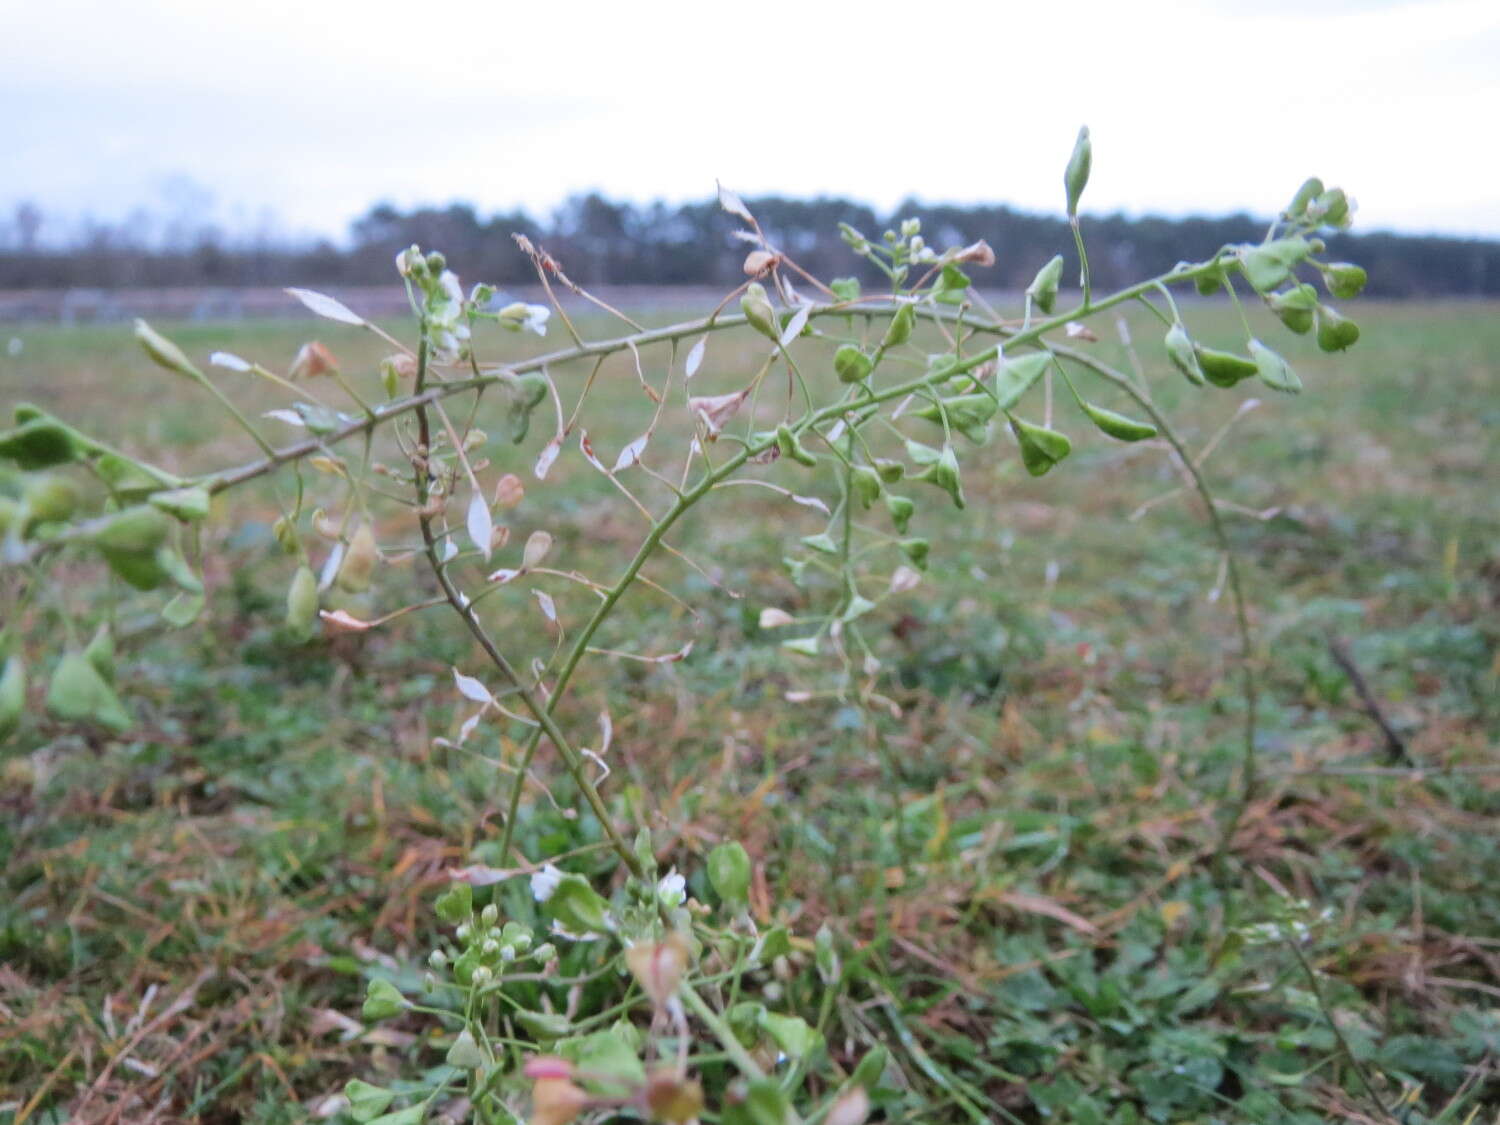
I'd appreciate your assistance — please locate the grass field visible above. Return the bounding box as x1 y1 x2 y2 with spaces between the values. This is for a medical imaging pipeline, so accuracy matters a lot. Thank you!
2 297 1498 1122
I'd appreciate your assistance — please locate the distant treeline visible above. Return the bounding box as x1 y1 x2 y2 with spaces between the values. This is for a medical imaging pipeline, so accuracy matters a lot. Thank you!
4 194 1498 297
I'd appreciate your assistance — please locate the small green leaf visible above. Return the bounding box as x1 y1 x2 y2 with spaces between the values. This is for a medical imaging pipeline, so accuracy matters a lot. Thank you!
344 1079 396 1123
361 978 407 1021
722 1078 793 1125
707 842 752 908
760 1011 822 1059
543 873 611 935
434 882 472 925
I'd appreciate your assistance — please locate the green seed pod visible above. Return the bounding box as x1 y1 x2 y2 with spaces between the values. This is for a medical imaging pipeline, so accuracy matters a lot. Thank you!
1249 339 1302 394
993 352 1051 410
1008 415 1073 477
84 624 115 682
1079 401 1158 442
1322 262 1367 299
1287 177 1325 218
148 486 211 522
915 445 964 509
834 344 874 384
782 636 820 657
885 493 915 534
850 465 883 509
23 475 80 526
1064 126 1091 217
1194 268 1224 297
1239 236 1311 293
337 524 379 593
775 424 818 467
46 651 132 734
741 283 779 341
881 302 916 350
100 547 171 591
1194 346 1260 389
829 277 861 301
503 371 550 443
93 506 171 554
286 565 319 639
874 458 904 484
707 841 752 908
1026 255 1065 314
914 393 998 444
1315 306 1360 353
904 439 941 467
801 533 839 556
134 319 198 378
0 419 82 470
94 452 172 498
1165 324 1205 386
0 654 25 743
1309 188 1350 228
1267 284 1318 335
900 538 931 570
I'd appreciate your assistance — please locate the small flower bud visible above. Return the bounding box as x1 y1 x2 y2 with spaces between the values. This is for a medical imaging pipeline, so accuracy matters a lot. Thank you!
429 949 448 971
134 319 198 378
740 283 779 341
481 904 499 927
1064 126 1092 217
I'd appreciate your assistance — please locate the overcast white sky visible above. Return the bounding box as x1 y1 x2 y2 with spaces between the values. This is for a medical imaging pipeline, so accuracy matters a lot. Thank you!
4 0 1499 244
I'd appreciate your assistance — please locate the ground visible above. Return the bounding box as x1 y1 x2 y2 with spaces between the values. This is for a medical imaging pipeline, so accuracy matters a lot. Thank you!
2 297 1498 1122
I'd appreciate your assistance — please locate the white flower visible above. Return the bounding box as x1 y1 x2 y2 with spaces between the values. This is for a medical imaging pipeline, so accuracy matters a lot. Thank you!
530 864 563 903
499 302 551 337
439 269 464 305
657 869 686 908
395 246 422 277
